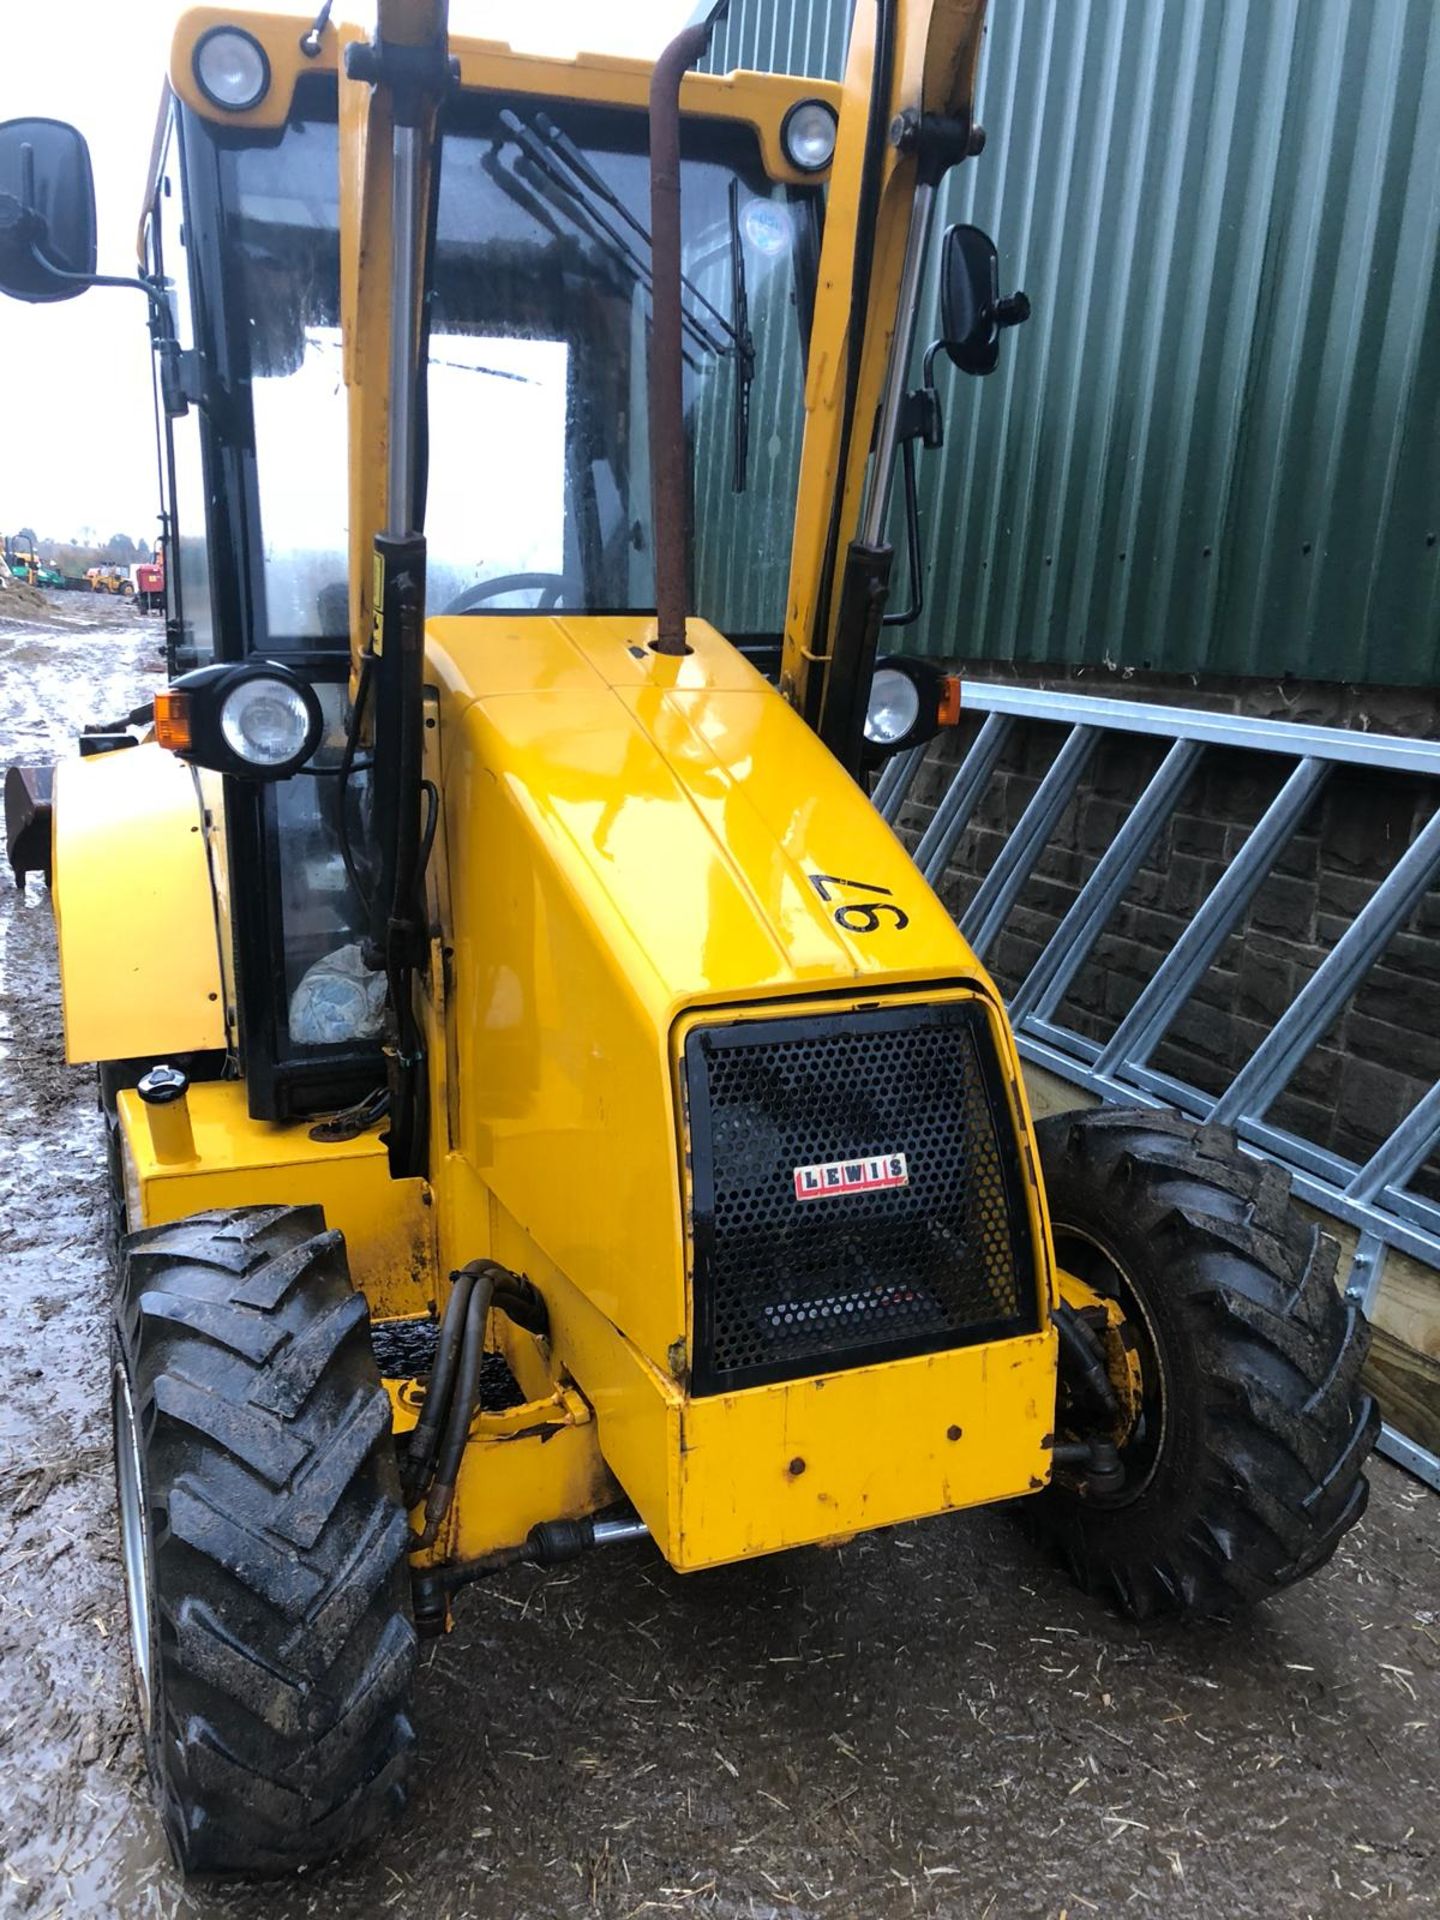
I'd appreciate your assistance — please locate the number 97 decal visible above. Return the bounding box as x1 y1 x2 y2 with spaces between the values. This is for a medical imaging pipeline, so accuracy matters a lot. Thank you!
807 872 910 934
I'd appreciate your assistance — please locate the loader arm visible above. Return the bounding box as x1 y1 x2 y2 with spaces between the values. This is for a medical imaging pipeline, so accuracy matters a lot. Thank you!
336 0 453 1175
780 0 985 767
338 0 449 684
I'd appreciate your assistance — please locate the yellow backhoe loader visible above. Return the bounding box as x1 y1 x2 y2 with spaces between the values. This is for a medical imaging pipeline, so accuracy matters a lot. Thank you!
0 0 1377 1877
87 563 137 595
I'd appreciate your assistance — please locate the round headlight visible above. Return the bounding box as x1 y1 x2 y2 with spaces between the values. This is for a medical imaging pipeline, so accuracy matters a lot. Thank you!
864 666 922 748
193 27 271 112
781 99 838 173
220 675 316 768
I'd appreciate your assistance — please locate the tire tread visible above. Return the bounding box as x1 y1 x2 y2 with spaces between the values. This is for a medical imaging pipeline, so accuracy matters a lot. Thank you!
115 1205 416 1874
1035 1108 1377 1620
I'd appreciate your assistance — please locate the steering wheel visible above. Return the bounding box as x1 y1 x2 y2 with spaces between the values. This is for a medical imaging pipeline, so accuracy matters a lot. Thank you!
441 572 573 615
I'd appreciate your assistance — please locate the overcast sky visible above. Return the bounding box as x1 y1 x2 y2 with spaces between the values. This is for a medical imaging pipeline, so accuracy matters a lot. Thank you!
0 0 695 545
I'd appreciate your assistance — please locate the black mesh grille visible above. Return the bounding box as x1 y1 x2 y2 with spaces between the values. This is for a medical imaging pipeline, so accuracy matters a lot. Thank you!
684 1001 1038 1394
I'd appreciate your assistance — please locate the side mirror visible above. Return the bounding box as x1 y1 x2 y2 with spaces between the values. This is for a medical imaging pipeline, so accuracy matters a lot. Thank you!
939 223 1030 376
0 117 97 303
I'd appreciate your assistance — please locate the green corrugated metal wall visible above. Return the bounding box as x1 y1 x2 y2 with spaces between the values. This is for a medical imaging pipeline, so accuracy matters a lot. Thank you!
702 0 852 81
709 0 1440 688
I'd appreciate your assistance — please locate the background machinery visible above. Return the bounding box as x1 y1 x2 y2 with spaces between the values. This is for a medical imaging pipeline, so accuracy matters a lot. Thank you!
3 526 63 587
134 544 165 612
0 0 1377 1877
87 561 136 595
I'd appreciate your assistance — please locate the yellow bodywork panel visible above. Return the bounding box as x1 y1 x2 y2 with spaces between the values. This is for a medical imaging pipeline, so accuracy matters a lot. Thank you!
426 611 987 1007
486 1191 1054 1573
118 1080 436 1320
423 612 1028 1383
677 1333 1054 1568
391 1361 621 1567
53 744 226 1065
417 611 1057 1569
433 1415 617 1565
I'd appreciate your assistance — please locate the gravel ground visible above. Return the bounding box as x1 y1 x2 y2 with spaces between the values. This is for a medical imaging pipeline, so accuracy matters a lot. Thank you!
0 599 1436 1920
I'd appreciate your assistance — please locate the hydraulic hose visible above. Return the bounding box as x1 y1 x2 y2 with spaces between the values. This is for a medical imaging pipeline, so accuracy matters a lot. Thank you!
401 1261 482 1507
401 1260 547 1524
490 1272 549 1339
417 1264 497 1547
1053 1301 1119 1421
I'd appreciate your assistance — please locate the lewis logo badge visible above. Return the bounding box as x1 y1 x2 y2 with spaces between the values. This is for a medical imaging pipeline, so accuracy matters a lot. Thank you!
793 1154 909 1201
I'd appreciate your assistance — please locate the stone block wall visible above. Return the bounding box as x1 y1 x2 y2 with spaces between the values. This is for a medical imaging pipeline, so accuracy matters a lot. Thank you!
892 670 1440 1199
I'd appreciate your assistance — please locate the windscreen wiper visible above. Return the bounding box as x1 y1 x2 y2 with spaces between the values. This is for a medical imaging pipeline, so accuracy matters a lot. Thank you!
499 110 725 360
532 109 738 351
727 177 755 492
519 108 757 492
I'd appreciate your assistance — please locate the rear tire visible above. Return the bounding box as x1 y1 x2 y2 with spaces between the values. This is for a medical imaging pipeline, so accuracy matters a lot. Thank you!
1033 1108 1378 1620
112 1205 417 1873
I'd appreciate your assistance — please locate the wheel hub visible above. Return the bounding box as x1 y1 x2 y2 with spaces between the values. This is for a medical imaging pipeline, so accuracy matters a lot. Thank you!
1052 1228 1165 1506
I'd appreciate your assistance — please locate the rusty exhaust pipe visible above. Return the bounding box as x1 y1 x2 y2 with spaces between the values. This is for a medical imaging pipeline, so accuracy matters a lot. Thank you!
646 12 720 656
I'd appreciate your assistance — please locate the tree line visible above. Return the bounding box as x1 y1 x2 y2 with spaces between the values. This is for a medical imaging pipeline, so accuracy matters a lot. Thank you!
3 530 154 571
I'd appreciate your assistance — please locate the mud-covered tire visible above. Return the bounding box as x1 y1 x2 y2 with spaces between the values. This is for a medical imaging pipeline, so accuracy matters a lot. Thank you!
111 1204 417 1874
1033 1108 1379 1620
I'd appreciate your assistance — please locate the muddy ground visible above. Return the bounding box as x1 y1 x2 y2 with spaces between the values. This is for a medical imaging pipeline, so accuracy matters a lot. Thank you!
0 599 1436 1920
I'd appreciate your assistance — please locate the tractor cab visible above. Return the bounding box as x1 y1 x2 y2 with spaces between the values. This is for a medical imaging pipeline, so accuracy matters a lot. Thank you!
124 24 838 1121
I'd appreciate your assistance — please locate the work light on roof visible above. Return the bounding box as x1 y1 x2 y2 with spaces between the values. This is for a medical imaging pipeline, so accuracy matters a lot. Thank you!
781 99 838 173
193 27 271 112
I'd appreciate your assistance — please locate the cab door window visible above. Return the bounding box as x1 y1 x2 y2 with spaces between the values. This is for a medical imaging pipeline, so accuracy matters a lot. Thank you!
149 124 216 670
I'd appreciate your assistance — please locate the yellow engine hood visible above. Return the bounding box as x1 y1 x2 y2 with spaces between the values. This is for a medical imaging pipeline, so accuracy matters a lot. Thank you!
424 612 1012 1377
425 611 986 1014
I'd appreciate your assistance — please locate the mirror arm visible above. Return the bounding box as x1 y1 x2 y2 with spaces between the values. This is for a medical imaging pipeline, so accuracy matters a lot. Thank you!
26 236 188 410
26 238 172 333
881 435 924 630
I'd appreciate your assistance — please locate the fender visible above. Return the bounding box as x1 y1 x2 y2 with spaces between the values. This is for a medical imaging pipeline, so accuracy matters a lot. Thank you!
53 743 226 1063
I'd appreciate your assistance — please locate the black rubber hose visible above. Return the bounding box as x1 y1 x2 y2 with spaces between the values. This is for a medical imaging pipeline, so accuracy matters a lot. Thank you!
337 649 375 915
490 1273 549 1339
417 1265 497 1547
401 1263 480 1507
1053 1301 1119 1421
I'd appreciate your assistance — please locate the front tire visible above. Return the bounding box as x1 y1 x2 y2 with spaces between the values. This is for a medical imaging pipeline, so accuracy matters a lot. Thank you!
1034 1108 1378 1620
112 1205 417 1873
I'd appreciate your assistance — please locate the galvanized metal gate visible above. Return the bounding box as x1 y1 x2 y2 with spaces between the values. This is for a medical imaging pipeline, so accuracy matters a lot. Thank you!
876 690 1440 1489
